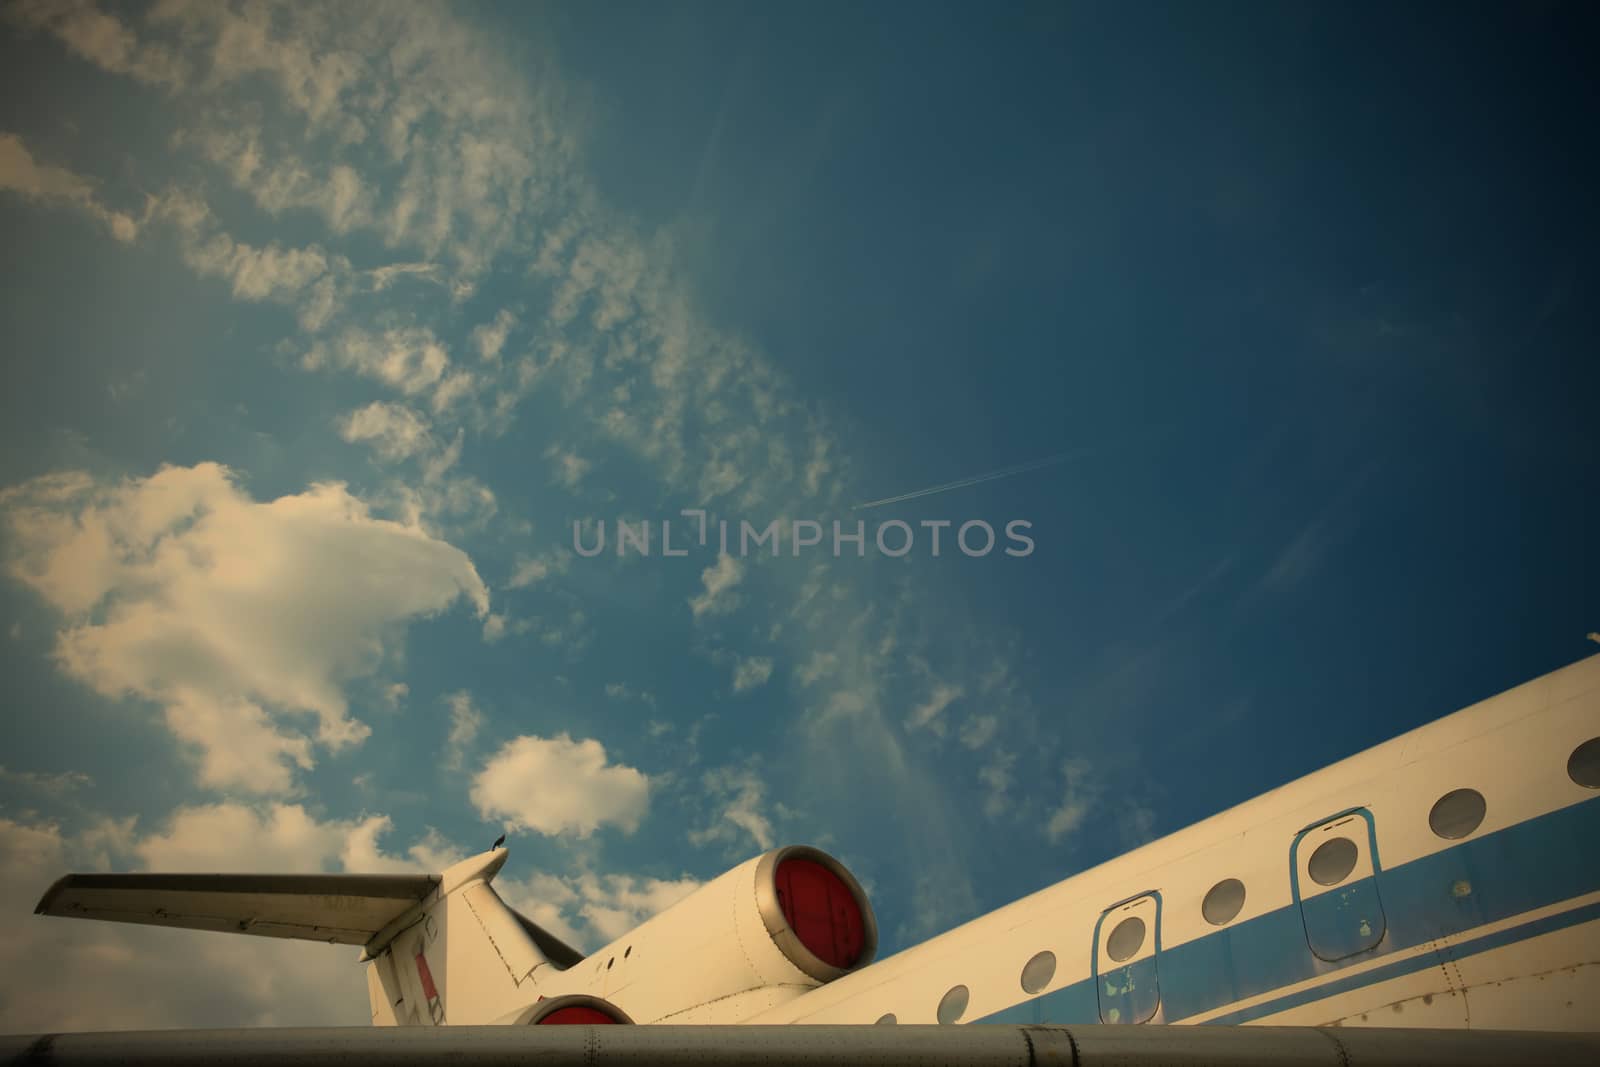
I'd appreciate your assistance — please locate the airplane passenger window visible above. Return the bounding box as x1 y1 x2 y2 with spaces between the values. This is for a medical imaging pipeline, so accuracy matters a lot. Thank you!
936 985 969 1024
1105 916 1146 962
1569 737 1600 789
875 1013 896 1025
1201 878 1246 925
1428 788 1487 839
1020 950 1056 993
1307 837 1358 886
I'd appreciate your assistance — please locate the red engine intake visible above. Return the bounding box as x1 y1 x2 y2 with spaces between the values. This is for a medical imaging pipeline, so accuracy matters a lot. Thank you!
756 845 877 982
519 995 634 1025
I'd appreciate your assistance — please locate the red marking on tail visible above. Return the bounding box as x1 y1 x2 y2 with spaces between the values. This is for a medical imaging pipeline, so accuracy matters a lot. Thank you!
414 951 439 1001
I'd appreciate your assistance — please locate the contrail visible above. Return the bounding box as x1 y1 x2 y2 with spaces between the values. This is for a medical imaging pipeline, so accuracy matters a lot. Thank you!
851 448 1094 511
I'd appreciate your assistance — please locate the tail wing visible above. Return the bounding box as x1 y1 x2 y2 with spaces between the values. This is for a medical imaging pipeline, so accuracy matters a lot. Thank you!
34 872 439 946
33 852 588 1025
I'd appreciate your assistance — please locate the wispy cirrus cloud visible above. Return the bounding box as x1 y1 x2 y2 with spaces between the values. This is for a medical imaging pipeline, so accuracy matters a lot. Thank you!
0 132 139 241
2 0 1070 999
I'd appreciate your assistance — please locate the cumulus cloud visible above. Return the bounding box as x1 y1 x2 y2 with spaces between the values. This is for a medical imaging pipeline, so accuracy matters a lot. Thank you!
470 734 648 838
688 553 743 618
0 805 449 1033
0 132 138 241
499 870 703 949
1 463 490 794
0 801 710 1031
1 0 1049 1004
563 873 703 944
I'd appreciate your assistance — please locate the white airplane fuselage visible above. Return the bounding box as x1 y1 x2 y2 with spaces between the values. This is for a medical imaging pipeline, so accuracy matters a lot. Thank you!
387 653 1598 1030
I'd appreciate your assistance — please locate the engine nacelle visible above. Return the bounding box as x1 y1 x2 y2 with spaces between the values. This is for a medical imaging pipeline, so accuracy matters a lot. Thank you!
562 845 877 1023
514 995 634 1025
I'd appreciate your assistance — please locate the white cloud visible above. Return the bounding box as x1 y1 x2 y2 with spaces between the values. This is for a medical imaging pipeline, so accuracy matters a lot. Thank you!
0 805 452 1033
688 764 775 853
0 803 705 1029
190 236 332 302
905 681 962 736
369 261 441 291
604 682 656 707
134 803 355 873
689 553 743 618
507 549 570 590
0 765 91 795
0 132 138 241
472 308 517 361
544 445 591 490
1 0 1053 1001
795 651 836 686
1 463 490 794
182 126 372 234
338 401 433 461
480 612 508 642
1045 758 1098 843
564 873 703 944
803 434 833 497
958 713 998 750
499 870 703 949
7 0 187 88
340 818 465 875
304 326 451 399
471 734 648 838
977 750 1015 820
731 655 773 693
443 690 482 771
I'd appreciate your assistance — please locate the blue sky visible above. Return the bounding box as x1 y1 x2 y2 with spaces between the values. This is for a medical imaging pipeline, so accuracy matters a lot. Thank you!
1 0 1595 1031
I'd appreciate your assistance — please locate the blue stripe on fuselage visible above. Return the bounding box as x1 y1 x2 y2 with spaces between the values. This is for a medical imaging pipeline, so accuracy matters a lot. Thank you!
978 794 1600 1025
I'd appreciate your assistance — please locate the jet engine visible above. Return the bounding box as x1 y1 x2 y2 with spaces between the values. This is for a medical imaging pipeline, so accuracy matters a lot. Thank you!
515 995 634 1025
565 845 877 1023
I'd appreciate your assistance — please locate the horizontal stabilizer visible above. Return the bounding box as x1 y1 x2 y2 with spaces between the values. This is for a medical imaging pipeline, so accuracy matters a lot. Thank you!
35 873 440 946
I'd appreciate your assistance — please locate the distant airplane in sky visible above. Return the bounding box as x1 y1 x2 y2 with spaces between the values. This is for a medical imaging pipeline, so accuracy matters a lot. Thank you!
22 654 1600 1062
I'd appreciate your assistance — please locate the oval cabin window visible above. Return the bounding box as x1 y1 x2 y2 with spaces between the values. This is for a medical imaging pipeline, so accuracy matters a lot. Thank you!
937 985 969 1024
1105 916 1146 962
1569 737 1600 789
1020 950 1056 994
1428 788 1486 839
1201 878 1246 925
1307 836 1359 886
